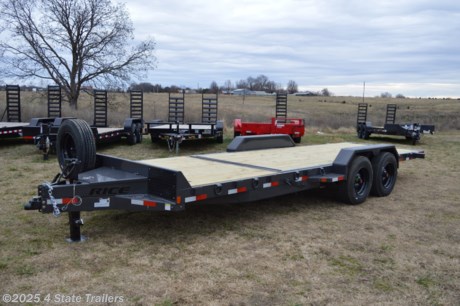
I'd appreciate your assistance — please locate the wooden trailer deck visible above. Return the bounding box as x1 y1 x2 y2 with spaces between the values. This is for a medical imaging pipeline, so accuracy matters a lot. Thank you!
139 142 374 187
0 122 28 128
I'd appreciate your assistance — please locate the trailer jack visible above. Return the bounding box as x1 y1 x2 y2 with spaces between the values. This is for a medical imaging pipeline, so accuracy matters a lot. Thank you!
68 211 86 243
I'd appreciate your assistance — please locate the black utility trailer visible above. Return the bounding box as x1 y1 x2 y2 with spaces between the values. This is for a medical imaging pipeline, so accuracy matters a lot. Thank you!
0 85 56 141
147 92 224 153
357 103 435 145
26 120 424 242
36 90 143 158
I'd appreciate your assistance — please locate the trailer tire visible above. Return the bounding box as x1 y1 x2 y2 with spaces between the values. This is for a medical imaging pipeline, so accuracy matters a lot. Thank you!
216 134 224 143
56 119 96 180
357 126 363 139
135 123 143 143
371 152 397 197
292 136 301 143
362 129 370 139
234 131 241 138
127 124 136 145
337 156 373 205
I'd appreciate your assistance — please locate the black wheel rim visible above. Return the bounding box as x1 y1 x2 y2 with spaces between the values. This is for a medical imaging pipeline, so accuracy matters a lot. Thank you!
354 169 368 196
381 163 395 189
61 133 77 160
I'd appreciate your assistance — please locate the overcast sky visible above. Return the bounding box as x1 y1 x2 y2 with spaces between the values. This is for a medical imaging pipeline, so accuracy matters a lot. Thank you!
126 0 460 97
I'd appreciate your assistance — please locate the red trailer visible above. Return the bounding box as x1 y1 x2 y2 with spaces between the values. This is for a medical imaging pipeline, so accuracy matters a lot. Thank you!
233 117 305 143
233 93 305 143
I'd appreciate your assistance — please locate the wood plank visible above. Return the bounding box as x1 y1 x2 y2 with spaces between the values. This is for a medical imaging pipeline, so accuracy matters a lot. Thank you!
202 142 361 171
139 156 275 187
139 142 365 187
0 122 28 128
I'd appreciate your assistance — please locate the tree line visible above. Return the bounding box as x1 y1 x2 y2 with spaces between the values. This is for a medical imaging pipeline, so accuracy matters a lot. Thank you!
129 75 301 94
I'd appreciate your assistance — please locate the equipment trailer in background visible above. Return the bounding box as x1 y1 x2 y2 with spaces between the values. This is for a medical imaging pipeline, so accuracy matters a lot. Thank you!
233 93 305 143
357 103 435 145
36 89 143 158
0 85 55 141
26 119 424 242
147 92 224 153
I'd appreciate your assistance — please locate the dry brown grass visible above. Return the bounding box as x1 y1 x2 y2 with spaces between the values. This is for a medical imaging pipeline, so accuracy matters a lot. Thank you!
0 94 459 305
2 91 459 131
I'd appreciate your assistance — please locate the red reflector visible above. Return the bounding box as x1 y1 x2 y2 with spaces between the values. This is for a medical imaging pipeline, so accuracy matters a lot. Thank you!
237 187 247 193
271 181 279 187
196 194 208 201
62 198 73 205
144 200 157 207
320 178 328 183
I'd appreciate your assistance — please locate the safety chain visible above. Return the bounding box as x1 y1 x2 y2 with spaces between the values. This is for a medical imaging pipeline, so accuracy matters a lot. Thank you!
44 182 61 217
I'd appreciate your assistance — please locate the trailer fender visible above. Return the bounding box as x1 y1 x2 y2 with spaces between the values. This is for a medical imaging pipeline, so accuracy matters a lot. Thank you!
227 134 295 152
332 145 399 178
123 118 143 145
56 119 96 179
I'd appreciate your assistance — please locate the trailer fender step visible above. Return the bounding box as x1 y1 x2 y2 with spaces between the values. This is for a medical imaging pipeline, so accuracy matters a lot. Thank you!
227 134 295 152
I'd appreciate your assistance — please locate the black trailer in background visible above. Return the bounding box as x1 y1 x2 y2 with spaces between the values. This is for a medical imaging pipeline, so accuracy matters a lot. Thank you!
357 103 435 145
0 85 55 141
147 91 224 153
35 89 143 158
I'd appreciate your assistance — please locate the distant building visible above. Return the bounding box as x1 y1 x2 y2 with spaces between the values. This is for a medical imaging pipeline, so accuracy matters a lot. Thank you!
253 91 274 96
232 89 274 96
294 91 318 96
232 89 255 96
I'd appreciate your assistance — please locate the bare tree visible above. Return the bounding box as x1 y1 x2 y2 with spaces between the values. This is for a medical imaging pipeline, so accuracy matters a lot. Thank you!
287 80 298 94
321 88 333 97
0 0 156 108
236 79 248 89
223 80 233 93
380 92 393 98
209 81 219 94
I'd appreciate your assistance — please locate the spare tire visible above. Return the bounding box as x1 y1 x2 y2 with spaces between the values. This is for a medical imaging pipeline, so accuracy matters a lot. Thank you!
56 119 96 180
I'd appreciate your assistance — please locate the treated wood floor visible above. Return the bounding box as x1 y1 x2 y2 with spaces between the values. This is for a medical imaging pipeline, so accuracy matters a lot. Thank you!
139 142 362 187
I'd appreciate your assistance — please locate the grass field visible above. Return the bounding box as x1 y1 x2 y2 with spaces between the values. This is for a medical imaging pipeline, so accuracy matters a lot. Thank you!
0 93 459 305
3 91 460 131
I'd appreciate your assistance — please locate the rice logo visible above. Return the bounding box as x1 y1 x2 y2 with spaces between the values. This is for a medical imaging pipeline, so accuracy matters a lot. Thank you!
89 187 130 196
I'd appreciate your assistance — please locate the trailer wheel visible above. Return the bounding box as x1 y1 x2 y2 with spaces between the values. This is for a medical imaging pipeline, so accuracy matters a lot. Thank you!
234 131 241 138
292 136 301 143
127 124 136 145
135 123 143 143
56 119 96 180
216 134 224 143
357 126 363 139
371 152 397 197
363 130 370 140
337 156 373 205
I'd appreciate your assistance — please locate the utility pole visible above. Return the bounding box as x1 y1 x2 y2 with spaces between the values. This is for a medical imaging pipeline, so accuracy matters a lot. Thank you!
362 81 366 103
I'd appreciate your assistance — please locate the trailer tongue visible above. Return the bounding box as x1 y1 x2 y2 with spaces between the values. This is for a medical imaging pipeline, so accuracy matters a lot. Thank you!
26 120 424 242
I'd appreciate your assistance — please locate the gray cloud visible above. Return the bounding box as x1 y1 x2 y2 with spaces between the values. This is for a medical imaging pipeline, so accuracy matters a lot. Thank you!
127 0 460 97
